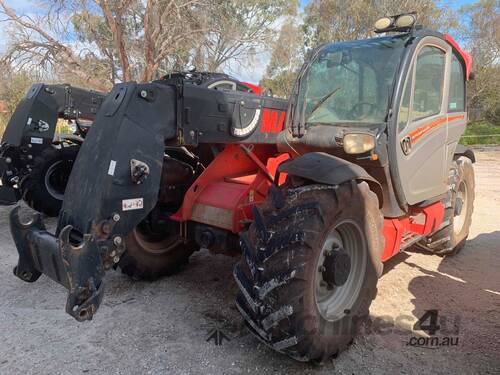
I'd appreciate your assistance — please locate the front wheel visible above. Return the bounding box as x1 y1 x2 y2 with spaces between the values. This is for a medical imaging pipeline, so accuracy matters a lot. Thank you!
234 181 384 362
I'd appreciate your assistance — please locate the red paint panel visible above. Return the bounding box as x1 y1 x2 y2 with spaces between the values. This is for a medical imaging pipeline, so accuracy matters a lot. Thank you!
261 109 285 134
241 82 263 95
381 201 445 262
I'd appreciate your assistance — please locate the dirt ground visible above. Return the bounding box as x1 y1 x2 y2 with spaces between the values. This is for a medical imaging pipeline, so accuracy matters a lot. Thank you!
0 148 499 375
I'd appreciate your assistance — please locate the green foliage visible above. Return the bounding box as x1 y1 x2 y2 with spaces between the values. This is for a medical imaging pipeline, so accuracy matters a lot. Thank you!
302 0 456 50
459 1 500 124
260 71 298 98
460 121 500 145
0 72 36 137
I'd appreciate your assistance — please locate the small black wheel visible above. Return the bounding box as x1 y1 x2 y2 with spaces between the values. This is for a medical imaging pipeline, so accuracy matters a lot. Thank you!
21 144 79 217
419 156 475 255
234 180 384 362
119 219 196 281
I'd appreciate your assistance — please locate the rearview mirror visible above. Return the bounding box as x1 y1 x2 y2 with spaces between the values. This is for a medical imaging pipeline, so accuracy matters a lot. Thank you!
326 50 352 68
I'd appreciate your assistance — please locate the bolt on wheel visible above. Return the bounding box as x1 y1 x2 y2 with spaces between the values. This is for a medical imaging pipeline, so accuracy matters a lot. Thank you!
314 220 367 321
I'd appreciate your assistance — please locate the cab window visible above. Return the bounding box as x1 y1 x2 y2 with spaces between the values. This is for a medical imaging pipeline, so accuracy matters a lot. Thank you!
411 46 446 120
448 54 465 112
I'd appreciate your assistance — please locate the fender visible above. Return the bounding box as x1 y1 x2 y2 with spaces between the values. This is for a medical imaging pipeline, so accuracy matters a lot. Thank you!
454 144 475 163
277 152 383 206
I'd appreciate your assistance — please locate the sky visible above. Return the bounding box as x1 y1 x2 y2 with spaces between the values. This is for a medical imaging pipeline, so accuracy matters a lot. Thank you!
1 0 478 84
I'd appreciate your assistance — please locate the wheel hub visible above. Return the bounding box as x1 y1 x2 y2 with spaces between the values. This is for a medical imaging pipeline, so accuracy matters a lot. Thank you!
321 246 351 287
314 221 367 321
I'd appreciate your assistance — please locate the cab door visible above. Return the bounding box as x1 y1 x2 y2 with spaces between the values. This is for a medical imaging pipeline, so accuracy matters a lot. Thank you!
395 37 452 205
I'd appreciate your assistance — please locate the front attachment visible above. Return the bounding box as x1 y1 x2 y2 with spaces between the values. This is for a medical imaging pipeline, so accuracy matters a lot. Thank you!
10 206 125 321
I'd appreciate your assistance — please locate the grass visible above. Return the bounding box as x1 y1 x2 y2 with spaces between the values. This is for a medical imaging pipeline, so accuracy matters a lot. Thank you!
461 121 500 145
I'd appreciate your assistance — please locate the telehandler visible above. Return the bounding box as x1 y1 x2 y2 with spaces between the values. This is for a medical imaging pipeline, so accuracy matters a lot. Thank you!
8 14 475 361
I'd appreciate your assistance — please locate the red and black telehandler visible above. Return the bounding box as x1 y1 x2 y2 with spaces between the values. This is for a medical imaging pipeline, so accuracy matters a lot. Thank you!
8 14 475 361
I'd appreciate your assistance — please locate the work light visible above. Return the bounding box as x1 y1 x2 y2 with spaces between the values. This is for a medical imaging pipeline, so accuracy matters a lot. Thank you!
395 14 416 28
374 17 393 31
374 13 417 33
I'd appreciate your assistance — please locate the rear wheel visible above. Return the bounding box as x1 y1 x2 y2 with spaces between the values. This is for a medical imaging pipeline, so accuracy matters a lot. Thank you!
119 217 196 281
21 144 79 217
234 180 384 362
419 156 475 255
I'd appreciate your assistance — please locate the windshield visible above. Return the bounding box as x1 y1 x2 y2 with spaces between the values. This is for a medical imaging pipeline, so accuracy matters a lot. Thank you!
295 35 409 126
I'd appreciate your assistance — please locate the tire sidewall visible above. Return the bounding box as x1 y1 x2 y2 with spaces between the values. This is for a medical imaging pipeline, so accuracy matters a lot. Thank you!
298 183 382 351
450 156 475 249
22 145 79 216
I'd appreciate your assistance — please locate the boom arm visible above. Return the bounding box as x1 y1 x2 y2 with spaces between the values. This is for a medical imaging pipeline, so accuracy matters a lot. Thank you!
9 81 287 321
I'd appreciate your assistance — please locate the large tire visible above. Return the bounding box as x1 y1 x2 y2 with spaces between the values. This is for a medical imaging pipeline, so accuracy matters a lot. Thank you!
21 145 79 217
419 156 475 256
119 220 196 281
234 181 384 362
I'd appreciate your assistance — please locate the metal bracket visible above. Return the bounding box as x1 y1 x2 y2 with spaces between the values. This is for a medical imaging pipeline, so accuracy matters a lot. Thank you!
10 206 108 322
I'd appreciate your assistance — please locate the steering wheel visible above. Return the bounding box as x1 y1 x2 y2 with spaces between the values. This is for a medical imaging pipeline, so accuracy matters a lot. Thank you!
349 102 376 120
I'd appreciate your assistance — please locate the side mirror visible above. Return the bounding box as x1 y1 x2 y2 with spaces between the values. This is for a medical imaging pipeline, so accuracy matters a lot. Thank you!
468 71 475 81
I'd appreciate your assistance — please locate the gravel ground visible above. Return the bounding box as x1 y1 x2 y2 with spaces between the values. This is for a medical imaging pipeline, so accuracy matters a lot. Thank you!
0 148 499 374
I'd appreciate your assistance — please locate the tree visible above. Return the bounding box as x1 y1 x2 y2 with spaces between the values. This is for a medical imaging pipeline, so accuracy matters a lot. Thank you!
302 0 457 49
259 18 304 97
0 0 291 87
196 0 295 72
459 0 500 124
0 68 39 135
0 0 110 90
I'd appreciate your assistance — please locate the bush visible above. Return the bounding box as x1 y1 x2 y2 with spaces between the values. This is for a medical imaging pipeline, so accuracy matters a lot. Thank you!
460 121 500 145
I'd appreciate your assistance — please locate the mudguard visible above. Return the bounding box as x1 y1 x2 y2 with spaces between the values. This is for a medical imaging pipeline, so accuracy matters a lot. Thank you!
454 144 476 163
278 152 383 205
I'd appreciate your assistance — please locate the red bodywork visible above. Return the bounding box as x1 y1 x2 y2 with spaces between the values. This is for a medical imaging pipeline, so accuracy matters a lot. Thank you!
382 202 444 261
171 143 445 262
171 144 289 233
241 82 264 95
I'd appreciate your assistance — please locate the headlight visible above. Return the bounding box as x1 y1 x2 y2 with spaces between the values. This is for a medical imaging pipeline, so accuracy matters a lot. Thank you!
343 133 376 154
